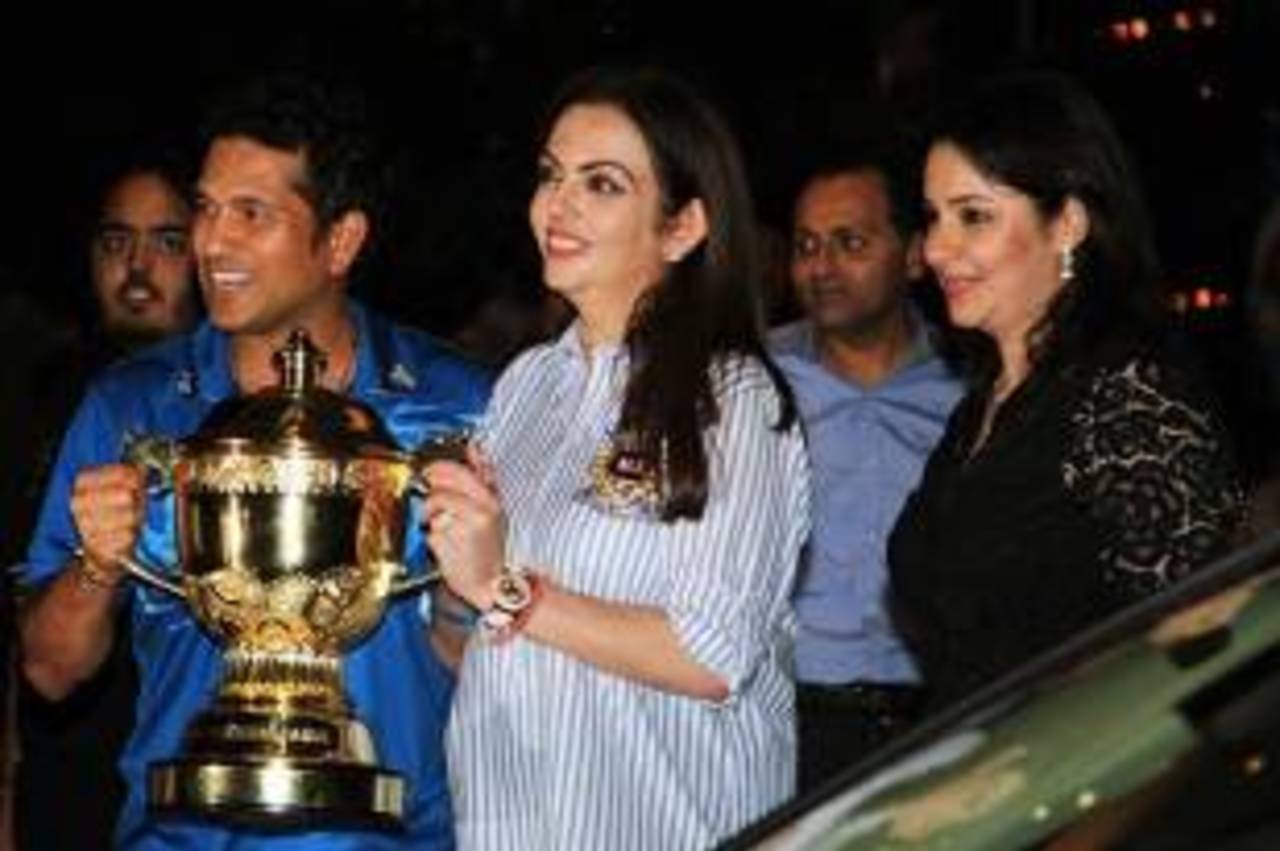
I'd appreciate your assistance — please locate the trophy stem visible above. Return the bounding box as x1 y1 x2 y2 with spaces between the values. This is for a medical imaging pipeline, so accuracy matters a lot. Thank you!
180 648 373 762
147 647 405 828
221 649 349 713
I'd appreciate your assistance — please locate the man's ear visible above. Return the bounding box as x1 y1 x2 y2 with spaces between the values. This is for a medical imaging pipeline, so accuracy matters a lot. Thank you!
325 210 370 278
661 198 709 264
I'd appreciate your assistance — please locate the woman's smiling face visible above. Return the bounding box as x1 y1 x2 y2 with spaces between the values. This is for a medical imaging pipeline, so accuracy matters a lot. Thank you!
529 103 675 321
922 141 1078 349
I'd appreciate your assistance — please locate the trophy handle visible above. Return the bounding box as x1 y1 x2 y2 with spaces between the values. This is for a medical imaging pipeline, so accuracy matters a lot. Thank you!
123 434 180 492
118 553 187 598
388 567 441 597
116 436 184 596
394 429 470 593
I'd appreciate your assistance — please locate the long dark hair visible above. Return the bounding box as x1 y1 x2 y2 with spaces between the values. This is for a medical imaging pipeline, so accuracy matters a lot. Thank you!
927 71 1163 374
537 67 797 521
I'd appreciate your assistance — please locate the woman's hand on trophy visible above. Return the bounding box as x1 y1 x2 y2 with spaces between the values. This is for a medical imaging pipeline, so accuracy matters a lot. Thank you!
422 459 506 610
70 463 147 585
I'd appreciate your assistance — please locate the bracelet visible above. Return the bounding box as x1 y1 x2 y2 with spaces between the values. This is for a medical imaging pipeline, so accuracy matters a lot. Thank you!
480 569 544 646
435 601 480 630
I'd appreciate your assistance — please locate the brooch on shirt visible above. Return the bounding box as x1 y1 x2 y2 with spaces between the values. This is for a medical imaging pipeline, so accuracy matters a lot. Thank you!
585 433 665 519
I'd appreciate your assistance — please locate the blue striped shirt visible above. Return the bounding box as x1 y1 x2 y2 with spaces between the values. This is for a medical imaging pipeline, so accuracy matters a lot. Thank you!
446 325 811 850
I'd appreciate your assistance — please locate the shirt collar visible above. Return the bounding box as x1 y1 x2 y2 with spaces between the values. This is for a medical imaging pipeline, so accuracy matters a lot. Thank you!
782 307 939 374
551 319 627 367
902 310 939 368
182 299 419 402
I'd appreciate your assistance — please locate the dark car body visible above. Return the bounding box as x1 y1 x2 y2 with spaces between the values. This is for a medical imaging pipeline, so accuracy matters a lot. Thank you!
726 531 1280 851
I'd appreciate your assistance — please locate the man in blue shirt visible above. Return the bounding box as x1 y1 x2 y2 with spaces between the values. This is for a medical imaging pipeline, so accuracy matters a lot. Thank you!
17 74 491 850
770 141 962 794
13 150 198 851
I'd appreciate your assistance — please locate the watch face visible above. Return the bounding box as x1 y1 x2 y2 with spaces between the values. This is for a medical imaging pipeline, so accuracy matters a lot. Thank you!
494 572 533 611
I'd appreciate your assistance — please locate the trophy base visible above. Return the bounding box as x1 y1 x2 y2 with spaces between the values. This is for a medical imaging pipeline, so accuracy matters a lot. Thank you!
148 758 405 831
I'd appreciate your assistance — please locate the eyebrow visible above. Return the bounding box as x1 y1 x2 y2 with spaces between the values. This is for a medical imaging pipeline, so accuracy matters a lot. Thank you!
195 189 284 215
795 224 859 237
95 221 135 233
195 185 283 204
539 150 638 187
578 159 637 184
97 220 188 235
942 193 994 206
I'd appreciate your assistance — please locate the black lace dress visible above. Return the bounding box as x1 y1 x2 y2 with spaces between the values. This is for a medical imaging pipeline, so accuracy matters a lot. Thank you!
887 330 1246 710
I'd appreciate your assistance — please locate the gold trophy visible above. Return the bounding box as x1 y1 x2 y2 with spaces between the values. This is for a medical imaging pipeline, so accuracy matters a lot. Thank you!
120 329 463 829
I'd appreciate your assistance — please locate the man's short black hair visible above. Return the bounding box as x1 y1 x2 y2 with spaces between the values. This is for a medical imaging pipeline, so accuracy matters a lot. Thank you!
793 129 922 239
93 147 195 218
200 72 383 230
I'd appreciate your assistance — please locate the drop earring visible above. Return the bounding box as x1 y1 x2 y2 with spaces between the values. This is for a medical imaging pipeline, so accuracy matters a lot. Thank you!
1060 246 1076 283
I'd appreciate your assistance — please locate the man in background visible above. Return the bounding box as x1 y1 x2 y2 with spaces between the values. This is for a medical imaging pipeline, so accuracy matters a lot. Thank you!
88 162 199 346
11 152 198 850
770 139 963 793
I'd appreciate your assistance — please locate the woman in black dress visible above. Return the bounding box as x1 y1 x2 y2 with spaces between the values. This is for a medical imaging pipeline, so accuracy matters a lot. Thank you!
888 72 1246 710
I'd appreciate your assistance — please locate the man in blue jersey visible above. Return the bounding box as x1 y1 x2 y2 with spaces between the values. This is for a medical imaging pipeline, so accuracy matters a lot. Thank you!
16 74 491 850
770 138 963 793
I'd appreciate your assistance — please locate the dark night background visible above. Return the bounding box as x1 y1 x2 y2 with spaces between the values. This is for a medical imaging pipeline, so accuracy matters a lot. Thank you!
1 4 1276 845
0 0 1276 460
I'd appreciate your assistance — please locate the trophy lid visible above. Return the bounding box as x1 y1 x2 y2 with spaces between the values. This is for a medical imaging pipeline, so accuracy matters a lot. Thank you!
188 328 400 458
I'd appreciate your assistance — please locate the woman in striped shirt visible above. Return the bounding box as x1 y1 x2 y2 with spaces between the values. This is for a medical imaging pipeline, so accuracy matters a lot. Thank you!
423 66 812 850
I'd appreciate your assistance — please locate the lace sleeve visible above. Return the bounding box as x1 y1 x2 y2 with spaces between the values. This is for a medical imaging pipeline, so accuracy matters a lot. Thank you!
1063 357 1245 601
